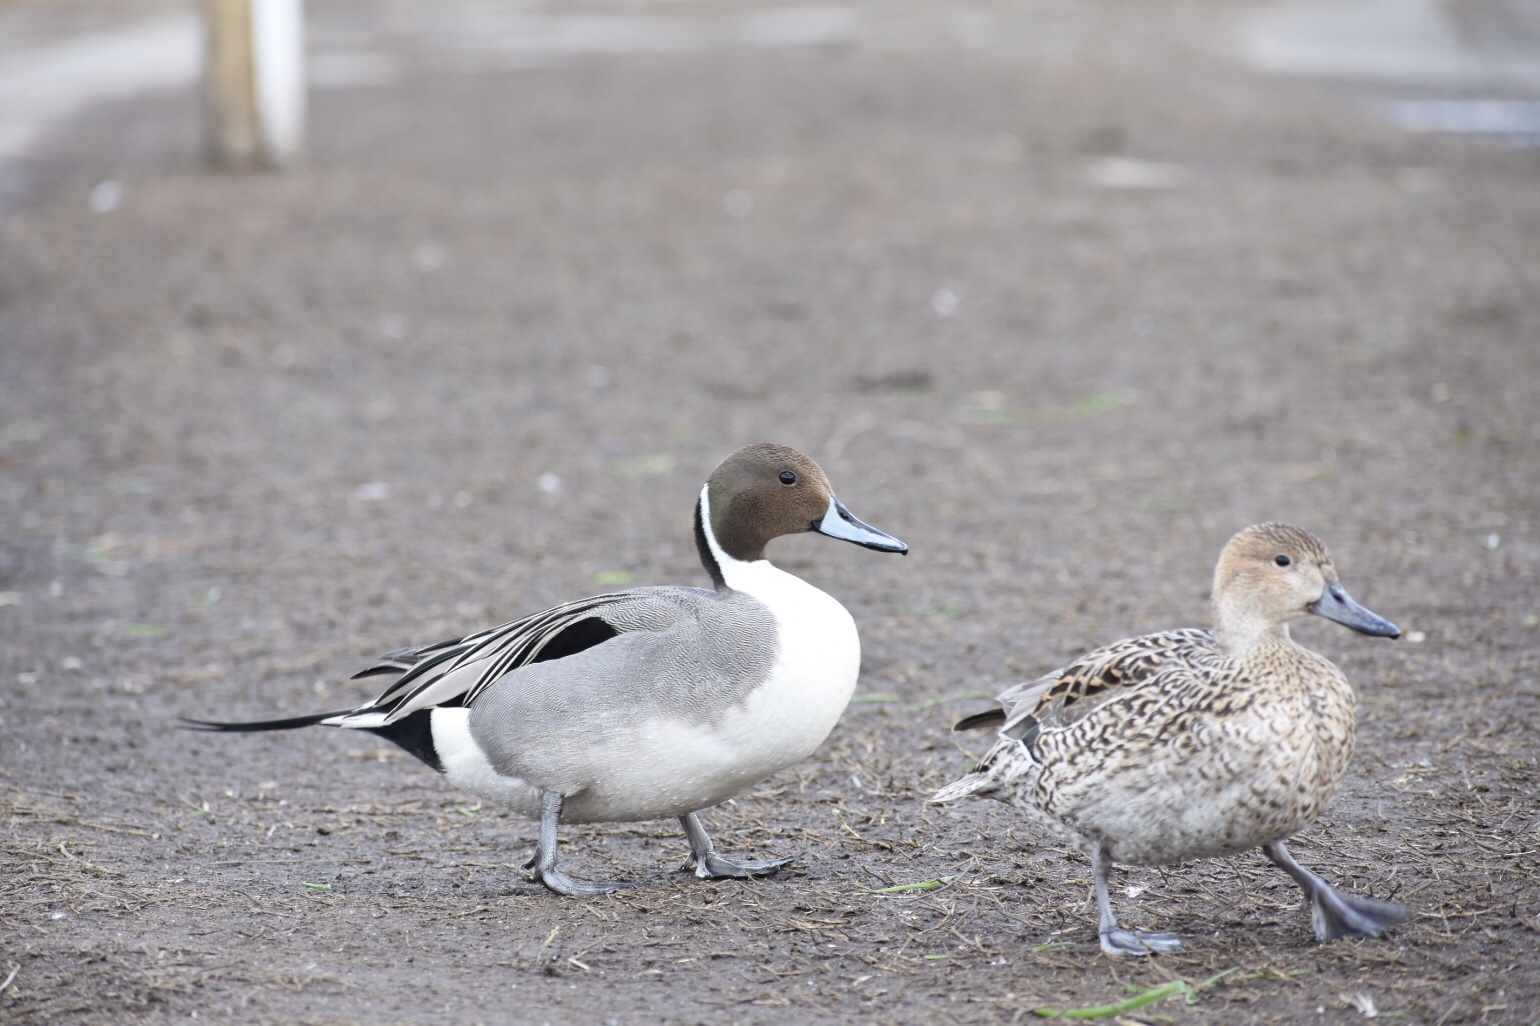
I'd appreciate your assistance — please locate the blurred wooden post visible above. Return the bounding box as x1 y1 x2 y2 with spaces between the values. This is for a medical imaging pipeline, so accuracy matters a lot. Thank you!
203 0 305 169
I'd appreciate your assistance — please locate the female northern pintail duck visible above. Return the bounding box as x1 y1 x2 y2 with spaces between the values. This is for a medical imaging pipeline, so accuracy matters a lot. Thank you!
932 523 1405 955
187 443 906 895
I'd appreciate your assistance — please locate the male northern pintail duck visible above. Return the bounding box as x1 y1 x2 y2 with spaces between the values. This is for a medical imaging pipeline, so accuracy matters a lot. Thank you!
186 443 906 894
931 523 1405 955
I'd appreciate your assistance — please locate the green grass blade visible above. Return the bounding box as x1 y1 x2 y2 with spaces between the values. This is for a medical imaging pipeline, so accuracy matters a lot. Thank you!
855 876 956 895
903 690 992 712
1033 979 1192 1019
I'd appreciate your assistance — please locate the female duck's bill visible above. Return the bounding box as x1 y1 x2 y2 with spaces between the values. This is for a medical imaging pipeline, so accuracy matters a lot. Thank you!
1309 580 1400 637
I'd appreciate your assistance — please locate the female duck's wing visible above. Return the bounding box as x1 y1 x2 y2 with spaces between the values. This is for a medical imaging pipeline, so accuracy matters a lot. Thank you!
959 628 1218 746
341 587 714 725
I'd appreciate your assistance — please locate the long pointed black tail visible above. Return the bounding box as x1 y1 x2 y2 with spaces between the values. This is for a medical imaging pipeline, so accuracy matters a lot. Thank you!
179 708 444 773
178 710 353 732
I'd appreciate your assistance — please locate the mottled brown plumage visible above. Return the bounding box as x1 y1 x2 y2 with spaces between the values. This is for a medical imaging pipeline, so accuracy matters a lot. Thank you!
932 523 1406 956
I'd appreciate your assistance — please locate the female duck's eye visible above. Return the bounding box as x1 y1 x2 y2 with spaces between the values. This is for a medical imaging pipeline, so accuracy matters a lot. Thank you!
1274 554 1292 567
778 471 797 486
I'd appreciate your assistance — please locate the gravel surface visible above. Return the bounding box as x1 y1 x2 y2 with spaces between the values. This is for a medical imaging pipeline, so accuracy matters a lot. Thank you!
2 0 1538 1022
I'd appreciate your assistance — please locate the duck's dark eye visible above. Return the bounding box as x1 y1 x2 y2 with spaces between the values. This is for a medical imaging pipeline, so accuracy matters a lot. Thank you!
1274 554 1292 567
778 471 797 486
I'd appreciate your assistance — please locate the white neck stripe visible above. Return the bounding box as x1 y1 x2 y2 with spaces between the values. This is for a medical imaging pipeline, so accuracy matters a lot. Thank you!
698 482 763 589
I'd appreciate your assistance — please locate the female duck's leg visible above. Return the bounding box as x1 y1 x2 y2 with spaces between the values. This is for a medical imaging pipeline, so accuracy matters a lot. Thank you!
678 812 795 879
1093 847 1184 956
1262 840 1407 942
523 791 622 896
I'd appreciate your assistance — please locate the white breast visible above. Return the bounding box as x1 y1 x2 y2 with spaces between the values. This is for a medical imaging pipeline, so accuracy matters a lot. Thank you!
716 557 862 770
559 561 858 823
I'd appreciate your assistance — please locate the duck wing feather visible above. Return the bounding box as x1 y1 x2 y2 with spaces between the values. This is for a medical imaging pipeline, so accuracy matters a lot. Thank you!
349 587 715 723
994 628 1217 747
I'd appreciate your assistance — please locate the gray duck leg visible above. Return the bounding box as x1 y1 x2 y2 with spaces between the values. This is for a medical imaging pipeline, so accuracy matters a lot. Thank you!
523 791 622 896
1092 847 1184 956
1263 841 1408 942
679 812 795 880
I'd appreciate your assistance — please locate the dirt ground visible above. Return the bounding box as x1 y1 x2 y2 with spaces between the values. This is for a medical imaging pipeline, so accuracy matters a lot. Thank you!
2 0 1538 1022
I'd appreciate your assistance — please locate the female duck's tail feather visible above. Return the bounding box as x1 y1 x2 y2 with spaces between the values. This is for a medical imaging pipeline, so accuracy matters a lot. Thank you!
952 708 1007 732
929 770 999 804
929 738 1035 805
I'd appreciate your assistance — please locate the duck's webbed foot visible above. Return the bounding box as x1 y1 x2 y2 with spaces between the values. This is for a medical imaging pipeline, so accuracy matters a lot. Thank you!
1099 929 1185 957
679 813 795 880
524 791 626 897
1263 840 1408 942
526 862 621 897
1309 888 1409 942
1092 847 1182 957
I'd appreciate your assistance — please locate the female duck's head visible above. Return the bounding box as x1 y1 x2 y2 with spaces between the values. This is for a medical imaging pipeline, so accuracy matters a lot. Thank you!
1211 523 1400 649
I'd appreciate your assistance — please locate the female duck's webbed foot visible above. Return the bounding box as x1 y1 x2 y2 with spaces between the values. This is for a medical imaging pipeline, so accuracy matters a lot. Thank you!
679 812 796 880
524 791 626 896
1093 847 1184 957
1263 841 1408 942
